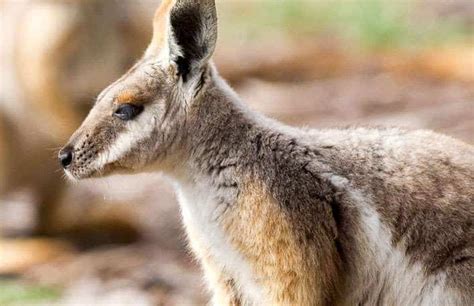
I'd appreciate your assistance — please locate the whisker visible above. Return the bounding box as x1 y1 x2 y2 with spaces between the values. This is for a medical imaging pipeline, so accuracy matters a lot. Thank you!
45 146 63 152
54 168 64 174
60 172 68 182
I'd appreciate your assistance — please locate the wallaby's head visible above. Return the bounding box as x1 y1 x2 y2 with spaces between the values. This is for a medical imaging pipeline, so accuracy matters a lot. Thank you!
59 0 217 179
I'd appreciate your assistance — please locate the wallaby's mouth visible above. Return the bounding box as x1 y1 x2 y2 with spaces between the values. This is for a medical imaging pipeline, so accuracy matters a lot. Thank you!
60 157 117 181
63 167 96 181
59 155 100 181
58 140 131 181
58 118 125 179
58 142 106 180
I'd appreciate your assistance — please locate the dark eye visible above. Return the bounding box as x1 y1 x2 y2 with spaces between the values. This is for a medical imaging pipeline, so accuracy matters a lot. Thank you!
114 104 144 121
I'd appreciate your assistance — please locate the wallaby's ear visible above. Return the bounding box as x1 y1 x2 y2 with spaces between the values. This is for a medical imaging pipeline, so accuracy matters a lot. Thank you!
146 0 217 82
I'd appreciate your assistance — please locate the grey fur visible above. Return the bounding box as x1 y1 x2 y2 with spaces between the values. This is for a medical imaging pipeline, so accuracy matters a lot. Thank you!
61 0 474 304
179 73 474 304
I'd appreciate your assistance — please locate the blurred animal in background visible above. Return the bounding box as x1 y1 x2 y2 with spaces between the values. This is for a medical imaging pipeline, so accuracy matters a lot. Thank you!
0 0 152 236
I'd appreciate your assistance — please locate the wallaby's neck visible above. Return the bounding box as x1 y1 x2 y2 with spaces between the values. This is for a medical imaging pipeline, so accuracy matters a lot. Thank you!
167 67 260 184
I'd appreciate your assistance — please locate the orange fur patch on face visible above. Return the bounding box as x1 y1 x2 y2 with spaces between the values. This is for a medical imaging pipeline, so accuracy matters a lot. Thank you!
117 90 140 105
148 0 176 55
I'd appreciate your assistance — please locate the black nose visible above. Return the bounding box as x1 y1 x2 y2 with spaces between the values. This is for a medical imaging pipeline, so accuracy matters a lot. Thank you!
58 146 74 168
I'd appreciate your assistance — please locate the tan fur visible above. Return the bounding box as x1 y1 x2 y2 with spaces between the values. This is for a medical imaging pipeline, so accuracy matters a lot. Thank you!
117 89 141 105
222 179 325 305
148 0 176 56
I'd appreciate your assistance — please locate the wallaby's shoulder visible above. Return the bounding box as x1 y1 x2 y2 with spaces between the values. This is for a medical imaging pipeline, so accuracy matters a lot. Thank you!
258 125 473 213
304 126 474 168
307 126 474 189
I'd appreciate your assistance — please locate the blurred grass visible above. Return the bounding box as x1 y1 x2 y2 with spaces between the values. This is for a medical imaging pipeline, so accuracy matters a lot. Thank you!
219 0 473 49
0 281 60 306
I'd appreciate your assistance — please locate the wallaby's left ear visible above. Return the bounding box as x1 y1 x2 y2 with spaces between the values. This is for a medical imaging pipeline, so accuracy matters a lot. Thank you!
146 0 217 82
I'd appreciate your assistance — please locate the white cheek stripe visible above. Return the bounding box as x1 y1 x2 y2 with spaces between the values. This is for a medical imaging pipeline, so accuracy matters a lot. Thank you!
94 111 157 169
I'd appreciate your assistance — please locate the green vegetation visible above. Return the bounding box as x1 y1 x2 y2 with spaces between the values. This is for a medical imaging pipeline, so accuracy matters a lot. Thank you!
0 280 60 306
219 0 473 49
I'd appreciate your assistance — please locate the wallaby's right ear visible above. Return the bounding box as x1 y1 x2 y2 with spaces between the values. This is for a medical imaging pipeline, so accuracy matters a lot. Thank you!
146 0 217 82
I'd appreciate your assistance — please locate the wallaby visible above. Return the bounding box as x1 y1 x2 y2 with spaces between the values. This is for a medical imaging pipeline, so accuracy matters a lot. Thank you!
59 0 474 305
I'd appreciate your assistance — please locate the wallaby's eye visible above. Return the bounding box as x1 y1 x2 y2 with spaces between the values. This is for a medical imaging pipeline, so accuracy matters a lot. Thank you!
114 104 144 121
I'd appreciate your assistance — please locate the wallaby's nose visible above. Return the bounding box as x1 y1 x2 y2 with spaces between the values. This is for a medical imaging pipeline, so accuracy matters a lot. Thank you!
58 146 74 168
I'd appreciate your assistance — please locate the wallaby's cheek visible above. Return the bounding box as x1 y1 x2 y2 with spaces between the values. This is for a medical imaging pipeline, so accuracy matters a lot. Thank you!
92 110 159 173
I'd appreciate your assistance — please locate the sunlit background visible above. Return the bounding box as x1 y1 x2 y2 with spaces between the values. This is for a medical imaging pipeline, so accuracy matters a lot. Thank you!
0 0 473 305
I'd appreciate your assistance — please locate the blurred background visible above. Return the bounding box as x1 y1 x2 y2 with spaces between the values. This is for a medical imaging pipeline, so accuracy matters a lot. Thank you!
0 0 472 305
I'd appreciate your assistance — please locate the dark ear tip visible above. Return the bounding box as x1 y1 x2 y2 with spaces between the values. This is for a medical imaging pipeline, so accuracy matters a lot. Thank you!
170 0 217 81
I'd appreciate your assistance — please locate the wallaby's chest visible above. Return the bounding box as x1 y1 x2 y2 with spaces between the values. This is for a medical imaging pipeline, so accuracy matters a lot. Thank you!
175 179 325 305
175 181 267 303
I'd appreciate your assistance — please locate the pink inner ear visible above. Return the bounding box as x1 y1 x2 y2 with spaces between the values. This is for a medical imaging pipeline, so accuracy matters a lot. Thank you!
148 0 176 55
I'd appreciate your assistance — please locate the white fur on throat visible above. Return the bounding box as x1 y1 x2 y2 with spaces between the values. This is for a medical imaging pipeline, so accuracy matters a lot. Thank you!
173 176 267 305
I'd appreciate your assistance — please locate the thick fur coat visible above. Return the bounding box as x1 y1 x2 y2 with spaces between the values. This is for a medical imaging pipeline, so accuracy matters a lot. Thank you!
60 1 474 304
